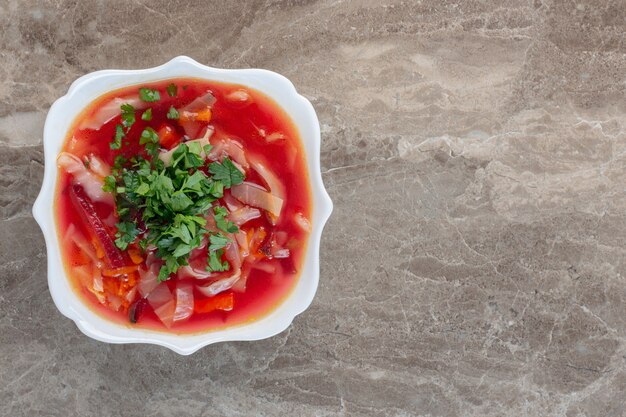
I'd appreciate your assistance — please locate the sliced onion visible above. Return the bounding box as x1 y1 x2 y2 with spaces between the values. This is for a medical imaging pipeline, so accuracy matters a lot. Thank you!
72 265 92 288
125 286 137 303
65 223 101 266
179 92 216 138
87 154 111 177
264 132 286 143
58 152 114 205
79 96 146 131
235 231 249 258
154 300 176 328
226 89 251 103
231 182 284 218
223 192 243 212
145 250 158 267
177 265 212 280
108 294 122 311
196 270 241 297
138 264 160 297
93 268 104 292
273 248 290 259
208 138 249 169
182 91 216 112
252 261 277 274
274 231 289 246
229 206 261 226
173 282 194 322
224 241 241 271
294 212 311 233
232 264 251 293
147 283 173 309
250 158 285 200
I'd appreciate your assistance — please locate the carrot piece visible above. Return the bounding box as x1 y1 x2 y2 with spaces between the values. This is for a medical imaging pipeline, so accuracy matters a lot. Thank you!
195 108 212 122
128 248 143 264
157 123 181 150
179 108 211 123
102 265 139 277
194 292 234 314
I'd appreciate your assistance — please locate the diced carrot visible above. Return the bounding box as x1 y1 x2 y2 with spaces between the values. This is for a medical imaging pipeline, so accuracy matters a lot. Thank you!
157 123 181 150
195 108 212 122
179 108 212 123
194 292 234 314
102 265 139 277
128 248 143 264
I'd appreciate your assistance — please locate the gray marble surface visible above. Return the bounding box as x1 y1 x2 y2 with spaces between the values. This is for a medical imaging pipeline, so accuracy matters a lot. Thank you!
1 1 625 416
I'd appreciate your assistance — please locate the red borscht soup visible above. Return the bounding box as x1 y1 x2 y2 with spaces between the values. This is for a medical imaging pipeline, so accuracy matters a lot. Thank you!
55 79 312 332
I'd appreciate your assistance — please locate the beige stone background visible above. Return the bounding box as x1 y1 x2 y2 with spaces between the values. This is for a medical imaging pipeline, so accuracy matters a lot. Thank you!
1 0 625 416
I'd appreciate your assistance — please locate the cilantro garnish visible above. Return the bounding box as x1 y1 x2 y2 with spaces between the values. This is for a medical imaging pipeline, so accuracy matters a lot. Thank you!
120 104 136 129
110 124 125 149
167 106 179 120
106 137 245 282
141 108 152 121
208 158 245 188
208 249 229 272
166 83 177 97
115 221 140 251
139 88 160 102
214 206 238 234
139 127 160 158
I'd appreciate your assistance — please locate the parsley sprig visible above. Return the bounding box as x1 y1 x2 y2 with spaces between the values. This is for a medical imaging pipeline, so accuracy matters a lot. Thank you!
105 137 244 281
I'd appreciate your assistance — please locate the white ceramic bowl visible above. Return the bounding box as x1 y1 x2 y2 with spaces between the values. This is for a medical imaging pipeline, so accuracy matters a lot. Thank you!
32 56 333 355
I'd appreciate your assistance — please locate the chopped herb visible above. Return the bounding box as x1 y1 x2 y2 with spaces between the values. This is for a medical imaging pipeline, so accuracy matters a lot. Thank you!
209 233 229 251
104 137 246 282
102 175 116 193
141 108 152 121
140 127 160 158
120 103 136 129
110 124 125 149
114 221 140 250
166 83 177 97
167 106 179 120
208 157 245 188
139 88 160 102
207 249 229 272
214 206 238 234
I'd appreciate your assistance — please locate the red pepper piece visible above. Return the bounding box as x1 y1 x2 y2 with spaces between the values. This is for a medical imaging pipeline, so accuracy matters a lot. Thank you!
70 184 126 269
194 292 234 314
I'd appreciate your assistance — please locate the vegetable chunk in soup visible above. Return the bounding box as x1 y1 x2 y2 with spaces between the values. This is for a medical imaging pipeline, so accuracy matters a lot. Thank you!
55 79 312 332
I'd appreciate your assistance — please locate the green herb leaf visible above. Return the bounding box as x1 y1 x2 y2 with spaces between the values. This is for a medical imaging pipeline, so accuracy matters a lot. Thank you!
139 127 159 145
166 83 177 97
167 106 179 120
141 108 152 121
214 206 239 234
114 221 140 250
102 175 116 193
139 88 161 102
207 249 230 272
208 157 245 188
120 103 136 129
110 124 125 149
209 233 229 251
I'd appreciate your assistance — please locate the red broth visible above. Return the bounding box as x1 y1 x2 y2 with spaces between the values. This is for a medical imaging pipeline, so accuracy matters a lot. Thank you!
55 78 312 333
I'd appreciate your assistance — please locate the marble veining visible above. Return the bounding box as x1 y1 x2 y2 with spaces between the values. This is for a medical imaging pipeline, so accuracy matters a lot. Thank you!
1 0 625 416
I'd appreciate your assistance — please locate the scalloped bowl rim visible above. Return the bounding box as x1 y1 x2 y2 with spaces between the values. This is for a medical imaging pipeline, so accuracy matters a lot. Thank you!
32 56 333 355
